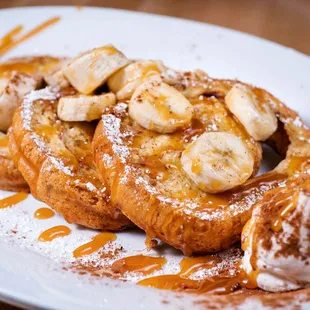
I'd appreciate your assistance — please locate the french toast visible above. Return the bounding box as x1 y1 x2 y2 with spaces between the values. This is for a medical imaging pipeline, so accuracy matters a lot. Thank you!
0 56 65 191
0 131 29 192
0 39 309 304
93 74 310 254
9 86 131 230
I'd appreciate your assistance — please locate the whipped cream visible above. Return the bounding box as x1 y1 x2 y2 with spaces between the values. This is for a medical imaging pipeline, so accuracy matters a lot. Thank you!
242 187 310 292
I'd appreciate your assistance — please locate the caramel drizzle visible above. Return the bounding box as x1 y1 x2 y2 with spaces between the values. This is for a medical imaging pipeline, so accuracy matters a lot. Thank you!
111 255 167 276
0 192 28 209
73 232 117 258
0 17 61 57
138 256 257 293
179 256 220 277
34 207 55 219
38 225 71 242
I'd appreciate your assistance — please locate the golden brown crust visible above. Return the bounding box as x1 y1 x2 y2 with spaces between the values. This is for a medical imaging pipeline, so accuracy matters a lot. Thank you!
0 56 66 192
0 55 65 78
93 79 310 255
0 150 29 192
9 87 131 230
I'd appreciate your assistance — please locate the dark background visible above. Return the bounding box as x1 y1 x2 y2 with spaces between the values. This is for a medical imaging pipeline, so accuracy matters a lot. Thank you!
0 0 309 309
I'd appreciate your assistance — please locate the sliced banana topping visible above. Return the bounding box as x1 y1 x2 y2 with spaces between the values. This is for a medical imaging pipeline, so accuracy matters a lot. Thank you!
181 132 254 193
108 60 166 100
0 72 42 132
44 69 70 88
225 84 278 141
129 75 193 133
162 69 209 98
63 45 130 94
57 92 116 122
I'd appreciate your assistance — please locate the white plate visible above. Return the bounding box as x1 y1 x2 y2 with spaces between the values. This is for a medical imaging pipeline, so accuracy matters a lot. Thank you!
0 6 309 310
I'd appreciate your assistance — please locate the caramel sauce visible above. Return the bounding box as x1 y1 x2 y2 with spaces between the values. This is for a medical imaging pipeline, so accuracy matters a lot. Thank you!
179 256 221 277
191 159 202 174
38 225 71 242
182 118 205 142
271 190 299 232
138 273 247 294
0 192 28 209
151 94 172 121
0 136 8 147
36 125 57 139
34 207 55 219
237 262 258 290
101 45 118 55
140 64 161 79
0 62 37 79
241 218 253 251
0 25 23 47
194 172 287 211
287 156 310 175
73 232 117 258
111 255 167 276
234 171 286 195
0 17 61 57
137 274 198 291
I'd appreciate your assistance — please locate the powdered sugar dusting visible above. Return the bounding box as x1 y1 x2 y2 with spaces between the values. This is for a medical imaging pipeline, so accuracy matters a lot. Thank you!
85 182 96 192
31 133 74 176
102 114 129 163
22 87 59 130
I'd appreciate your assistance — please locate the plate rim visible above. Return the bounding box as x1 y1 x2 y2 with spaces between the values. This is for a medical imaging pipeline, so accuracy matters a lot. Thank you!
0 5 309 60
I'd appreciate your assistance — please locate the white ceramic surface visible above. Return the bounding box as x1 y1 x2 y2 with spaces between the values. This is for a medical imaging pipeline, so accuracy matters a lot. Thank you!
0 6 309 310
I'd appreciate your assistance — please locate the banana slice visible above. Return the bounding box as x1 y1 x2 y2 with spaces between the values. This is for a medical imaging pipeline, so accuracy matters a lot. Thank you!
225 84 278 141
44 59 70 88
63 45 130 94
0 72 42 132
129 75 193 133
57 92 116 122
162 69 209 98
44 70 70 88
107 60 166 100
181 132 254 193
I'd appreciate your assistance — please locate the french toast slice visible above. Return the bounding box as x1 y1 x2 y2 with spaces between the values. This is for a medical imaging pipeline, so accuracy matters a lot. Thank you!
93 96 263 254
0 56 65 191
93 80 310 254
9 87 131 230
0 132 29 192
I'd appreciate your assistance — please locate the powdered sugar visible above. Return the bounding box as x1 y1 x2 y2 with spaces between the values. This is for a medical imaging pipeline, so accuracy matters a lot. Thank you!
22 87 59 130
85 182 96 192
31 133 74 176
102 154 113 168
102 114 129 163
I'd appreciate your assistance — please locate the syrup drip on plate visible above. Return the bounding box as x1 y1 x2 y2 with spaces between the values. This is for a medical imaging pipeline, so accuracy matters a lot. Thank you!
38 225 71 242
73 232 117 258
0 17 61 57
0 192 28 209
111 255 167 276
34 207 55 219
179 256 221 277
138 263 257 294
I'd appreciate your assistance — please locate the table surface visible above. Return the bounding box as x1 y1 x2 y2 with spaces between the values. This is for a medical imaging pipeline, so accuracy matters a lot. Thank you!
0 0 309 309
